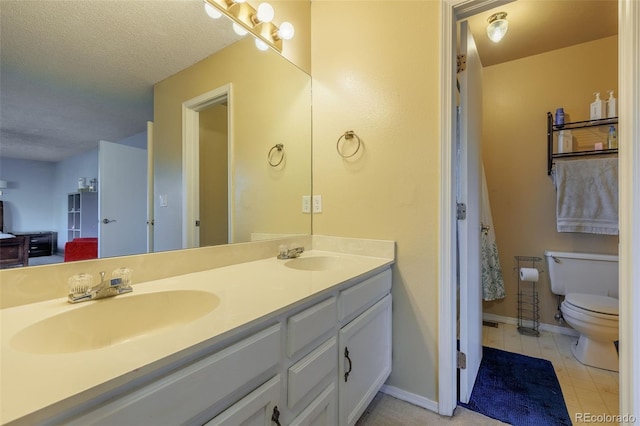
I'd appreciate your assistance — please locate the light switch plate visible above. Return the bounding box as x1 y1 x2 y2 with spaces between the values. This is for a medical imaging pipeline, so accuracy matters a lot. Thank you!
313 195 322 213
159 194 168 207
302 195 311 213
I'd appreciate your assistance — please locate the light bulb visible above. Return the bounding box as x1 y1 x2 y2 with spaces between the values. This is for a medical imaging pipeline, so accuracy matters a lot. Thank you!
204 2 222 19
233 0 246 3
255 38 269 51
233 23 248 36
256 2 275 23
277 22 295 40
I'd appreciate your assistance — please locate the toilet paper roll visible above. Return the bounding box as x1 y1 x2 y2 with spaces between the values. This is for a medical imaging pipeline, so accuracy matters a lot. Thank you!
519 267 539 282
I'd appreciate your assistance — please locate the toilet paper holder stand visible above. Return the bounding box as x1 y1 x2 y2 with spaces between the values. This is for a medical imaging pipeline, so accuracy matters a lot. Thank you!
515 256 544 337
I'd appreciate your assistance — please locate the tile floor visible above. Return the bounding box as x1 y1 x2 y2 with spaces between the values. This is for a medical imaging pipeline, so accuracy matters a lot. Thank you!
358 322 620 425
483 322 620 424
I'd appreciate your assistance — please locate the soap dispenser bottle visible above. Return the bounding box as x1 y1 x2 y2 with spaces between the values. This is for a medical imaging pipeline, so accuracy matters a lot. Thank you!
606 90 617 118
591 92 604 120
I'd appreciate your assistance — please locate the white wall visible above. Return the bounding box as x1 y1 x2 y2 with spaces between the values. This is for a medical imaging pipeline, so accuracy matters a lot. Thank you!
0 158 56 232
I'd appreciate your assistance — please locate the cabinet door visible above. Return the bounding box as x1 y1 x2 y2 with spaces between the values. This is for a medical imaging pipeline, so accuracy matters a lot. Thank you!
338 294 392 426
290 382 337 426
204 375 281 426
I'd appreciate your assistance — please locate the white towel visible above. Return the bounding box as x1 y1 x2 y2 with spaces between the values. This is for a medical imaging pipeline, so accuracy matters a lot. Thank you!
555 157 618 235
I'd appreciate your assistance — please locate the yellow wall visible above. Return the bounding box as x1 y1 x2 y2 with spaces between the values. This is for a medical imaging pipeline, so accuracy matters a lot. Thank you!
153 36 312 250
482 36 619 325
311 1 442 402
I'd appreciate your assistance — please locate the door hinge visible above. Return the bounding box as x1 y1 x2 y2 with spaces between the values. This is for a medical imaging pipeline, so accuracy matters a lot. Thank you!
457 351 467 369
456 203 467 220
457 54 467 73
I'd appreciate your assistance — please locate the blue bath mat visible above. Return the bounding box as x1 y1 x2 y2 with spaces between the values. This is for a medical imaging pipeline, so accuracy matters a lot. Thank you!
459 346 571 426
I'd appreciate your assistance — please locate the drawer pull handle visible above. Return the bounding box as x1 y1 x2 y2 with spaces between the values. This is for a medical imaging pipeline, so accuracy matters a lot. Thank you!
344 347 353 382
271 405 281 426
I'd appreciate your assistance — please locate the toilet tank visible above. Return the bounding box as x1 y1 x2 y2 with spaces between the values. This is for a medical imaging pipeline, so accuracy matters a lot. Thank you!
544 251 618 297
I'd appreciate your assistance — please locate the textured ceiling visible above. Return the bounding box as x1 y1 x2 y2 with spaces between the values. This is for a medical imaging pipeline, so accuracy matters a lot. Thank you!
0 0 242 162
0 0 619 163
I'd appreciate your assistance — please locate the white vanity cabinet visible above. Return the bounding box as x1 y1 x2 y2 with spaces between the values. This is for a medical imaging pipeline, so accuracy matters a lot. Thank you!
65 325 282 426
338 294 392 426
56 267 392 426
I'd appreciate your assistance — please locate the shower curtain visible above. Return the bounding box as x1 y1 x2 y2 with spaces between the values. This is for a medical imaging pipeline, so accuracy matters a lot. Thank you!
481 166 505 301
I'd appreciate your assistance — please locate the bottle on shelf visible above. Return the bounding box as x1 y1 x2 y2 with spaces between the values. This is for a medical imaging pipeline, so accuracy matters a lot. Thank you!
555 107 565 127
607 125 617 149
590 92 604 120
606 90 616 118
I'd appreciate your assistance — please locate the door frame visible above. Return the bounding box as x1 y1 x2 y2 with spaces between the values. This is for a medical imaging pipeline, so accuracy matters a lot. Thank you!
182 84 233 249
438 0 640 417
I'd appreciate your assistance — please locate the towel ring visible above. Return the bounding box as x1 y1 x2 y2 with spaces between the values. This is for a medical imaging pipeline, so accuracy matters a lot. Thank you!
336 131 361 158
268 144 285 167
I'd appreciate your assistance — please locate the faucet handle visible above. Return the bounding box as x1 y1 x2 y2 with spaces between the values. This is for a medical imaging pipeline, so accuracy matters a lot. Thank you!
112 267 133 288
68 273 93 295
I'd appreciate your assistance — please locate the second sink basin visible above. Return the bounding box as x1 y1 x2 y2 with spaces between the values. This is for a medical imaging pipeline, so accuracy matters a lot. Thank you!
10 290 220 354
284 255 346 271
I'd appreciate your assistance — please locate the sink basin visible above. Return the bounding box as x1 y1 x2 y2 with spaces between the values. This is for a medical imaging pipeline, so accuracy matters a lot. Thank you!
10 290 220 354
284 255 347 271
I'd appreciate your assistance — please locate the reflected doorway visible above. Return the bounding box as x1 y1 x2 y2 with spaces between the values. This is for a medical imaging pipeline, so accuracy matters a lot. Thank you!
199 103 229 246
183 84 232 249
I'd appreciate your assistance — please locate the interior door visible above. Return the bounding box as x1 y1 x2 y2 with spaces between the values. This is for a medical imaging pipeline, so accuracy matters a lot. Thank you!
457 20 483 404
98 140 147 258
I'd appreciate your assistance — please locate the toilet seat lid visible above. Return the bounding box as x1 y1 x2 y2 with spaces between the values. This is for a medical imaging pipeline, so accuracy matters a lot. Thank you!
565 293 619 315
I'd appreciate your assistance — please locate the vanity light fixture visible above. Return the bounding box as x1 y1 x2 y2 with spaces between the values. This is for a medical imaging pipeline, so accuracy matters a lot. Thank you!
486 12 509 43
203 0 294 52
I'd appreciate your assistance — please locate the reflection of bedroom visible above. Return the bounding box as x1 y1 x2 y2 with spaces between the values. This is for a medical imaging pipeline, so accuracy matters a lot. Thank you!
0 132 146 268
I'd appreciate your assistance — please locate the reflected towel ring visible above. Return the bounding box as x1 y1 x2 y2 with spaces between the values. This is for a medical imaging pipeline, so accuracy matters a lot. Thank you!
336 131 361 158
268 143 285 167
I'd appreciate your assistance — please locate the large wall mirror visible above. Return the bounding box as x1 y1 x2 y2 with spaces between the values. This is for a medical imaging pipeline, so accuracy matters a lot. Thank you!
0 0 312 268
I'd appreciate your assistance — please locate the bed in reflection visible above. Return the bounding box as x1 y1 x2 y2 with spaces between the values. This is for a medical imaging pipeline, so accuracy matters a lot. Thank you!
0 201 29 269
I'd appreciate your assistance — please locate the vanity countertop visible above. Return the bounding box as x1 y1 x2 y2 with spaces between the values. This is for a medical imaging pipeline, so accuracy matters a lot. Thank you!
0 250 393 425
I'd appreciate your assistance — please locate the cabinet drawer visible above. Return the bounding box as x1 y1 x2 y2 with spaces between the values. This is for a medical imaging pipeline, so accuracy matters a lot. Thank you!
205 375 281 426
288 337 336 409
339 269 391 322
290 382 337 426
67 324 281 425
29 235 51 244
287 297 336 357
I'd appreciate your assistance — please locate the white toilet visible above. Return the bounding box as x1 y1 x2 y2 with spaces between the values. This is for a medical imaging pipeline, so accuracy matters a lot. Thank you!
544 250 619 372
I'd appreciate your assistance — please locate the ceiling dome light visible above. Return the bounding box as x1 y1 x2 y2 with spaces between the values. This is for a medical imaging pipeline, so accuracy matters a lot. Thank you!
255 38 269 51
232 22 248 36
256 2 275 23
203 2 222 19
277 22 295 40
486 12 509 43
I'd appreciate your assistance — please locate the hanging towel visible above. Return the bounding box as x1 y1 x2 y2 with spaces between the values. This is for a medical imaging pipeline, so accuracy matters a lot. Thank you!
555 157 618 235
481 166 505 301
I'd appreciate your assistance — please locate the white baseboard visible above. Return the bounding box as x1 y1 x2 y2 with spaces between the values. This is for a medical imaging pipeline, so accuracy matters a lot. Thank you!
380 385 439 414
482 313 579 337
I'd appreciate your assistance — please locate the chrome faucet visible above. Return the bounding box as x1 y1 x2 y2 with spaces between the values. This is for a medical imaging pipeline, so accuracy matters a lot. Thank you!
277 245 305 259
68 270 133 304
